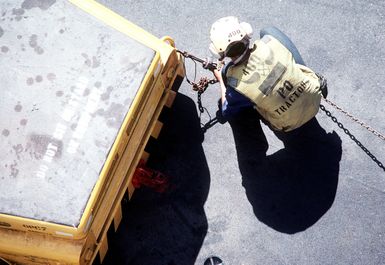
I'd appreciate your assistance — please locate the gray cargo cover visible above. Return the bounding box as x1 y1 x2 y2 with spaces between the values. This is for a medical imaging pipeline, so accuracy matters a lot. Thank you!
0 0 155 226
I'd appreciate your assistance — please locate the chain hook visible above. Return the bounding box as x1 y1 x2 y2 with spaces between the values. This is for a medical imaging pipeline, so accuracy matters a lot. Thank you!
176 49 218 94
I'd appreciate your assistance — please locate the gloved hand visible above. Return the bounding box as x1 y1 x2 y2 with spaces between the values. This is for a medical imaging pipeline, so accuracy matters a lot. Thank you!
202 59 217 71
316 73 328 98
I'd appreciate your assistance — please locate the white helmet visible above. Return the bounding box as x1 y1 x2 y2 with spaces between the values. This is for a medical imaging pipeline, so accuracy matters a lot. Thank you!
209 16 253 59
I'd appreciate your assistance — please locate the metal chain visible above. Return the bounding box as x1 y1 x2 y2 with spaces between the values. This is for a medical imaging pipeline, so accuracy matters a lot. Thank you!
177 50 385 145
177 50 218 117
191 76 218 93
320 104 385 171
197 91 205 114
322 97 385 142
176 50 218 92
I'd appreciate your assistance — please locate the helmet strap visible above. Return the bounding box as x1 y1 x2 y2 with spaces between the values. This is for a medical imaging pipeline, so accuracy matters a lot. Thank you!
232 46 251 65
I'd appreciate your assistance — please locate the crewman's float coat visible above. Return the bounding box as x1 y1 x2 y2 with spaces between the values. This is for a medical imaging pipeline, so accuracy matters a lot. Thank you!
226 35 322 131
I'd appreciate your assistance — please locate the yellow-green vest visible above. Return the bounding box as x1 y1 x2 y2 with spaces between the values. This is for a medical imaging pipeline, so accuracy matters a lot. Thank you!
226 36 322 131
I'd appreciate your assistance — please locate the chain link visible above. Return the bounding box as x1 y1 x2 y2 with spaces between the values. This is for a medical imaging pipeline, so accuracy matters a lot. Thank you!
197 91 204 113
322 97 385 142
320 104 385 172
177 50 218 116
177 50 218 91
177 49 385 157
191 76 217 93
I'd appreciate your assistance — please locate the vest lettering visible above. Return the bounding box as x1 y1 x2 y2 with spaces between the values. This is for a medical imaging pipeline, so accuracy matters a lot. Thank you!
246 56 257 72
274 82 306 115
284 80 293 92
278 87 285 99
288 94 296 103
297 86 304 93
227 38 321 131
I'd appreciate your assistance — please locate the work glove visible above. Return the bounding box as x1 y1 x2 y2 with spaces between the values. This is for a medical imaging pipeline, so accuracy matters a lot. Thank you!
202 58 218 72
316 73 328 98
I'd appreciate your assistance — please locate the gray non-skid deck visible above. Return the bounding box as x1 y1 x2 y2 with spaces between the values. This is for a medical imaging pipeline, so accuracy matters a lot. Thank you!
2 0 384 264
0 0 154 226
100 1 385 265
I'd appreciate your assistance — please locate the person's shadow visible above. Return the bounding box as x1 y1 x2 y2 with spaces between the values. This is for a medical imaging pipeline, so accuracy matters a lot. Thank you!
102 93 210 265
228 109 342 234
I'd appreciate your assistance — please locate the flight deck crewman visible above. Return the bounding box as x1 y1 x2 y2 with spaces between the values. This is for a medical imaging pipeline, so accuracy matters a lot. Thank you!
208 16 327 132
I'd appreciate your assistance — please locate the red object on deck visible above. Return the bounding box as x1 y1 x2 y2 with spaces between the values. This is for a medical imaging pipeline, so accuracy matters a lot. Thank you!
132 160 170 193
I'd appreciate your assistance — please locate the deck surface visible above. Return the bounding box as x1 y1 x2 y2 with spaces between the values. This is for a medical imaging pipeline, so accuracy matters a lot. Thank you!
100 1 385 265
